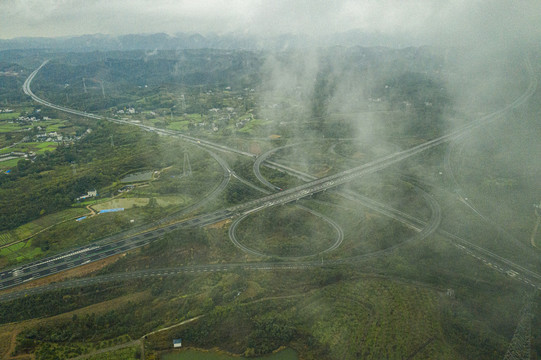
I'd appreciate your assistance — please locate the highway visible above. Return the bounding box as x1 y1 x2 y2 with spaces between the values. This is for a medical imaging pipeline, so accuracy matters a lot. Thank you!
255 142 541 285
24 59 537 219
0 209 236 290
23 61 255 159
2 58 538 297
5 178 541 304
443 132 532 255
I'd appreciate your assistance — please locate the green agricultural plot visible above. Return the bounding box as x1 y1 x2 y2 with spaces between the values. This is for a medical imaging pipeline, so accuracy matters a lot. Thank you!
0 208 87 267
0 147 14 154
0 112 20 120
38 119 69 132
0 241 43 263
0 207 156 266
0 241 26 257
33 142 59 153
3 141 58 155
4 207 88 242
0 158 20 169
0 123 29 133
12 221 42 241
0 115 68 134
0 231 14 246
15 245 43 262
168 120 190 131
0 122 30 133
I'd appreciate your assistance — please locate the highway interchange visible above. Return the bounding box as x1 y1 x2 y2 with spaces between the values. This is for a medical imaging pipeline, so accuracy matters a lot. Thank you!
0 58 540 301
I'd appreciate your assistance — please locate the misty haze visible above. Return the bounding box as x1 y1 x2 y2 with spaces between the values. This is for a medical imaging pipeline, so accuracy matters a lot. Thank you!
0 1 540 359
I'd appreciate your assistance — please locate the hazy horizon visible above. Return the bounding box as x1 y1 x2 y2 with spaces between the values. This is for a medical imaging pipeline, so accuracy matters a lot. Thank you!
1 0 541 49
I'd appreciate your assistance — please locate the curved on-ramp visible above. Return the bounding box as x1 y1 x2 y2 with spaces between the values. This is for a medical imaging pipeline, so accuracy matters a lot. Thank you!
3 57 538 301
228 203 344 259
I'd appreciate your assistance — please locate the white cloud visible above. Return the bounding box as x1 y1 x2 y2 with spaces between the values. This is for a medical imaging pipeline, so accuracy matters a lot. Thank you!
0 0 540 46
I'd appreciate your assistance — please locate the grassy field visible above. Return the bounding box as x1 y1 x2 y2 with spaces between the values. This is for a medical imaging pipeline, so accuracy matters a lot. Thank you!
41 119 68 132
0 147 17 154
0 208 89 267
168 120 190 131
156 195 189 207
13 208 90 240
32 142 59 154
0 117 68 134
0 158 20 169
93 198 150 211
0 122 28 132
121 171 154 183
0 207 89 246
0 112 20 120
0 240 42 263
0 231 15 246
76 197 112 207
0 241 26 257
237 119 272 134
0 141 58 155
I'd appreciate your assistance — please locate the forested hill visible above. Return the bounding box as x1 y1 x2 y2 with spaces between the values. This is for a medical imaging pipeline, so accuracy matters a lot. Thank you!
0 31 413 52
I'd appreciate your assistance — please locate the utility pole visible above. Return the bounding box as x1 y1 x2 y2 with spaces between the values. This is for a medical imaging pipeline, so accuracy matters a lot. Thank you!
82 78 87 93
183 152 192 177
181 94 186 112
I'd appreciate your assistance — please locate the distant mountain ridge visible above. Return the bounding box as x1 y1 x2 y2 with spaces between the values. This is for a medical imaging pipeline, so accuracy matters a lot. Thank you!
0 31 414 52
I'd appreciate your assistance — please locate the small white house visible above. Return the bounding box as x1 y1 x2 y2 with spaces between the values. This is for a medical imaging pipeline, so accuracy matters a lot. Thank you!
173 339 182 348
76 190 98 201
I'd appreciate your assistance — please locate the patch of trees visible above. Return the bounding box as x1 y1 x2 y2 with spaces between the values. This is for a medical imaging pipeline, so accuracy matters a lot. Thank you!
441 305 508 360
146 227 209 257
155 303 297 356
0 284 125 324
246 312 296 355
225 181 259 204
31 50 263 112
14 296 163 357
377 72 451 137
0 121 164 231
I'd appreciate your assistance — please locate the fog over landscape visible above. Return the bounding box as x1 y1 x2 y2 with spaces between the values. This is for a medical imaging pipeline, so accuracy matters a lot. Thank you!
0 1 541 359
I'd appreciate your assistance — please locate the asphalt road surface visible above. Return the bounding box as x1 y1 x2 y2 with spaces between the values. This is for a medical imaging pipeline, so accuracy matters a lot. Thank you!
3 58 538 298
